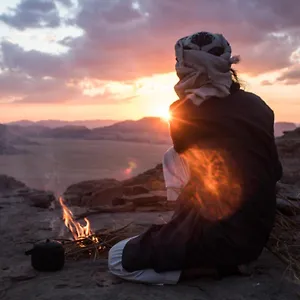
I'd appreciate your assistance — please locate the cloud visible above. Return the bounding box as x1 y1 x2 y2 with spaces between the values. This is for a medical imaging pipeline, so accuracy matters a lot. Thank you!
0 71 136 105
0 0 60 30
1 0 300 104
56 0 73 7
0 41 73 78
261 80 273 86
276 64 300 85
36 0 300 79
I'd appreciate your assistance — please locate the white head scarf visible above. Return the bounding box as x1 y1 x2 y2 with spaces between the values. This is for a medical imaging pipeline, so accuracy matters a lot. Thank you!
174 32 240 106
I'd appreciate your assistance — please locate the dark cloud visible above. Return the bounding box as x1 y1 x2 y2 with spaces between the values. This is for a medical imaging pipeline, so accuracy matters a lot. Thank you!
1 0 300 104
61 0 300 79
0 0 60 30
1 41 70 78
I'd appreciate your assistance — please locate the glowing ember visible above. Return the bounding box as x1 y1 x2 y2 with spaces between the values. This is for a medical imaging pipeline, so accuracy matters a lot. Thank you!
58 197 98 242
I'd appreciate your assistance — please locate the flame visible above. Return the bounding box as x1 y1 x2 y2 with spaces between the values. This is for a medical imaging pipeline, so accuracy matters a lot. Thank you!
59 197 97 241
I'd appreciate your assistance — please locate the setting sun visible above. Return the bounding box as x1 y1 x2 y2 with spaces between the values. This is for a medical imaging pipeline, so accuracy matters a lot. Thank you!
154 107 172 122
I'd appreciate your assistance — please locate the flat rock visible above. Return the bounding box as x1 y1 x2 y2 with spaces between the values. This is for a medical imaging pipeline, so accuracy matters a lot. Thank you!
75 203 135 219
25 190 56 209
123 193 167 206
64 179 122 207
0 175 27 194
123 185 150 196
276 182 300 200
276 197 300 216
122 164 165 191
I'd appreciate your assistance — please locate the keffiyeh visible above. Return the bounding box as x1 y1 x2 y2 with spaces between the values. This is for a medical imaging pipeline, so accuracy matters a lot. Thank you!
174 32 240 106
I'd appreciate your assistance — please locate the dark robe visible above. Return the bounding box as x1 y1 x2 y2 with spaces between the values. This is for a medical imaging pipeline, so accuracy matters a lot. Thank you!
122 89 282 274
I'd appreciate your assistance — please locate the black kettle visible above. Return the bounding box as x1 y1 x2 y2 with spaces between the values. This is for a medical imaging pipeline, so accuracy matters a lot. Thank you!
25 239 65 272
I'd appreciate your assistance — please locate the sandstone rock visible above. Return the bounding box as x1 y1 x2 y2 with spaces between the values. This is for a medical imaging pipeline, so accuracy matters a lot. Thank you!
122 164 165 190
62 165 166 208
147 179 165 190
25 190 56 209
64 179 122 207
276 182 300 200
151 190 167 197
135 202 174 212
80 185 123 207
277 131 300 188
123 185 149 196
75 203 135 219
135 205 166 212
276 197 300 216
111 197 126 206
0 175 27 194
123 193 167 206
277 139 300 156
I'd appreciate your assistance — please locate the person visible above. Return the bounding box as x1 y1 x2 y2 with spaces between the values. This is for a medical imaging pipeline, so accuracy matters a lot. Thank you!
108 31 283 285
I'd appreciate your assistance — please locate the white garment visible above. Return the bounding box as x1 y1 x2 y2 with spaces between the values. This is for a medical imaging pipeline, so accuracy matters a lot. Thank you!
108 237 181 285
108 147 190 285
163 147 190 201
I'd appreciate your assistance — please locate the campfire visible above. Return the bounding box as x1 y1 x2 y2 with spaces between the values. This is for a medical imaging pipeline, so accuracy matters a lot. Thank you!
59 197 96 241
58 197 144 260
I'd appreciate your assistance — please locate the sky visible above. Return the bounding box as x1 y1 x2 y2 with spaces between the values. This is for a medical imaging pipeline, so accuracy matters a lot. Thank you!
0 0 299 123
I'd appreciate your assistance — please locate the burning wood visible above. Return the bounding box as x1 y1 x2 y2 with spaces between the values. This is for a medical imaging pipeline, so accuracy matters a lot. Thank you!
59 197 96 241
58 197 144 260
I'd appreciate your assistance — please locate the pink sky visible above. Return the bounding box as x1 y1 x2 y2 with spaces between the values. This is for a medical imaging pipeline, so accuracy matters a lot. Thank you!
0 0 299 123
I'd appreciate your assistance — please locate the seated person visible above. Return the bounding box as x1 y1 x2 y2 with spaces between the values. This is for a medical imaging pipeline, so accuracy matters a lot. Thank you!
108 31 283 285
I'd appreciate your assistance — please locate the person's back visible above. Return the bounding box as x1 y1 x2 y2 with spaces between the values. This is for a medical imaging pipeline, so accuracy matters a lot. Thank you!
169 89 282 269
170 89 282 183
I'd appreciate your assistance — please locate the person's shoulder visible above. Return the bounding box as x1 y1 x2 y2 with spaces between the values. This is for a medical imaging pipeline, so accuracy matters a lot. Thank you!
235 90 273 111
236 90 265 103
169 98 192 114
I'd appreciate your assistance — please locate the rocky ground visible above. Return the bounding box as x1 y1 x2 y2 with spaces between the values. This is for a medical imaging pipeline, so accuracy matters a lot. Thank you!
1 129 300 299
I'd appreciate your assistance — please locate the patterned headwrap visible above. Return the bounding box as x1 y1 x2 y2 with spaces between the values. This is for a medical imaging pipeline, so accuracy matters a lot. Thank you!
174 32 240 106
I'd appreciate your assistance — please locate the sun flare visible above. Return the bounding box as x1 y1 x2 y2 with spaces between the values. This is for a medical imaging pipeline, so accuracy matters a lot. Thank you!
161 111 172 122
154 107 172 122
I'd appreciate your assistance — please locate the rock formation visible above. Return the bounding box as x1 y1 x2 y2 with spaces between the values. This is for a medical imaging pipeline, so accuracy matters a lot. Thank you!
0 175 55 209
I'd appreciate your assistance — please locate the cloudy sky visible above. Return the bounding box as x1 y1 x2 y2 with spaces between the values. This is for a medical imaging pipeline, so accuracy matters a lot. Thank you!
0 0 299 122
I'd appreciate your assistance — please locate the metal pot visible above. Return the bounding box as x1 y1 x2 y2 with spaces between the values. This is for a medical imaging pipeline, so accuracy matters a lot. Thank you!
25 239 65 272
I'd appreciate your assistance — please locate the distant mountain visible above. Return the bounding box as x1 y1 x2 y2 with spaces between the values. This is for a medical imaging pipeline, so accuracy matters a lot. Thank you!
6 117 170 144
43 126 91 139
5 119 297 145
7 120 36 127
87 117 170 144
7 119 116 129
274 122 297 137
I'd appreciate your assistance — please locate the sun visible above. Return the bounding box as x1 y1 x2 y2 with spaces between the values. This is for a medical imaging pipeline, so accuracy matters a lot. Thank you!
154 107 172 122
161 110 172 122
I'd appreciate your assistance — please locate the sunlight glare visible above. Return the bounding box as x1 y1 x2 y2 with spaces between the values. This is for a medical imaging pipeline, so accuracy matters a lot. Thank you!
153 106 172 122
